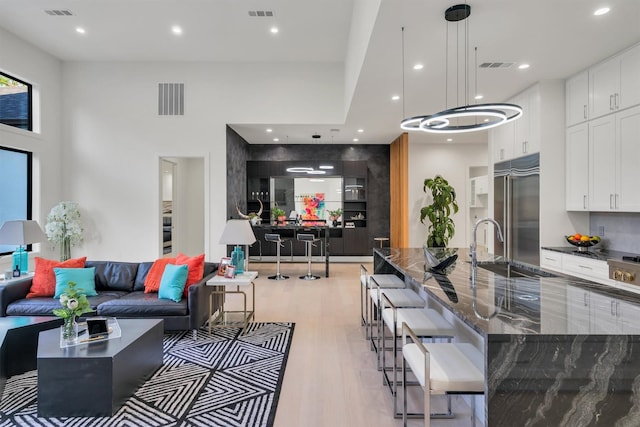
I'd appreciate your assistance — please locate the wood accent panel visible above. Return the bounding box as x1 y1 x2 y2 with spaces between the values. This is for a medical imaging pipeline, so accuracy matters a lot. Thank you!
389 133 409 248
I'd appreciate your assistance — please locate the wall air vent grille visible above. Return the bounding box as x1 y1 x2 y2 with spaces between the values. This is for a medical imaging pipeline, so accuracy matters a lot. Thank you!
158 83 184 116
479 62 515 69
44 9 73 16
248 10 274 17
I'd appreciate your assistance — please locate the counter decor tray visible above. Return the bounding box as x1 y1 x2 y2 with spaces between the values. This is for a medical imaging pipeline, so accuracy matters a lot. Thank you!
60 317 122 348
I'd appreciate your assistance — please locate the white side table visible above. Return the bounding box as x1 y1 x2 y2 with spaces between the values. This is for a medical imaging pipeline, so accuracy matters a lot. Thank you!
206 271 257 335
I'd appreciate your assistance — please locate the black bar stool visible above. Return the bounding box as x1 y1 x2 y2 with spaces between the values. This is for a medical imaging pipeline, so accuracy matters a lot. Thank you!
265 233 289 280
297 233 320 280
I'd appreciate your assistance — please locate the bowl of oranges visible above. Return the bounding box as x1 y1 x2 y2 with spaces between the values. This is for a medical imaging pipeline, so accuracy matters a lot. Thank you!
566 233 601 251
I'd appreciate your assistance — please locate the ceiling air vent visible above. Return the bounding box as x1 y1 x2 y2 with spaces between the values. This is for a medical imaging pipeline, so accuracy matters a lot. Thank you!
158 83 184 116
44 9 73 16
248 10 275 17
479 62 515 69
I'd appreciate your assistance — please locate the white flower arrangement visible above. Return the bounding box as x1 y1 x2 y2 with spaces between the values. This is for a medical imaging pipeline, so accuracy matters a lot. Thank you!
46 201 83 260
45 201 83 245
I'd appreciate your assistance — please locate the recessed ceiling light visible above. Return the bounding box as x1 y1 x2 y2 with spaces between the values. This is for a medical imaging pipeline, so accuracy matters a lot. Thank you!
391 95 400 101
273 138 279 142
353 138 359 142
75 27 86 34
474 94 483 100
319 165 334 170
357 129 364 133
594 7 610 16
171 25 182 35
270 27 279 34
518 63 530 70
446 138 453 142
307 170 326 175
266 128 272 132
413 64 424 70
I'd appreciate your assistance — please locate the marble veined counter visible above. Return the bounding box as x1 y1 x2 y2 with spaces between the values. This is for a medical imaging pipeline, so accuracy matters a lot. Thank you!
374 247 640 427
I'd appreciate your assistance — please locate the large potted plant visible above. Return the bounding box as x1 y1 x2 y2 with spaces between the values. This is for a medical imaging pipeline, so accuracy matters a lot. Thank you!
420 175 458 247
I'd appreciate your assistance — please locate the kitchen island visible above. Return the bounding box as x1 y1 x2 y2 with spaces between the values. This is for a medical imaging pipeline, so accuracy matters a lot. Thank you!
374 247 640 426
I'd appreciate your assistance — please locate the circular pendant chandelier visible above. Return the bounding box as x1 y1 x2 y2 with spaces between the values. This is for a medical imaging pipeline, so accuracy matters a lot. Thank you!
400 4 522 134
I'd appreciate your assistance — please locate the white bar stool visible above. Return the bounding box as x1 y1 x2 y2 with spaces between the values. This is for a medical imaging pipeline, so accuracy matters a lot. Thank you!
297 233 320 280
265 233 289 280
366 274 405 341
402 323 484 427
370 278 424 356
380 296 456 417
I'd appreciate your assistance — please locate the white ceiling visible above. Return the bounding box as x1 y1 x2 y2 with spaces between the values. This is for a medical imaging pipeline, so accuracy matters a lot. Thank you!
1 0 639 145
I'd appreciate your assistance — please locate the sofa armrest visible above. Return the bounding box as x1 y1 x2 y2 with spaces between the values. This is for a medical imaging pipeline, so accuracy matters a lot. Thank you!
0 277 32 316
187 272 219 331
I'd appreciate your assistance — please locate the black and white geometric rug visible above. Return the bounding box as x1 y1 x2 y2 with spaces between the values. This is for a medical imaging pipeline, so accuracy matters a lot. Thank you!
0 322 295 427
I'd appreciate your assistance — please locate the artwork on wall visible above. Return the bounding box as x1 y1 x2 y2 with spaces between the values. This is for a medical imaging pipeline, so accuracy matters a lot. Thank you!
300 193 325 220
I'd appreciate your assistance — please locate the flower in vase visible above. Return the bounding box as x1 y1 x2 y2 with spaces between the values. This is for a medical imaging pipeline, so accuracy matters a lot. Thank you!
45 201 83 261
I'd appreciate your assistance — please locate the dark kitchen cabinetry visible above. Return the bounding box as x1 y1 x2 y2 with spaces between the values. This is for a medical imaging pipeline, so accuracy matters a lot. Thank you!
245 159 371 256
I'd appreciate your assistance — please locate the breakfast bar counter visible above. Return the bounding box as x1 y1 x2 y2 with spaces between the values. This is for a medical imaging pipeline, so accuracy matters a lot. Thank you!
374 247 640 426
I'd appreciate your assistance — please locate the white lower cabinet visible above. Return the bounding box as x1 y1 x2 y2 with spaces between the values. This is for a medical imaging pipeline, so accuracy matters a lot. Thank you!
540 249 562 273
566 285 591 333
561 253 614 286
589 291 621 333
566 285 640 334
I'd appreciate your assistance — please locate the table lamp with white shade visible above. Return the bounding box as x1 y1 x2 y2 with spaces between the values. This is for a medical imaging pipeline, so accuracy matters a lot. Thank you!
219 219 256 274
0 220 47 275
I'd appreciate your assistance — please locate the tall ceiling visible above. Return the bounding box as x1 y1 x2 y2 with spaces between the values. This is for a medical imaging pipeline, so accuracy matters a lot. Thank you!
1 0 639 145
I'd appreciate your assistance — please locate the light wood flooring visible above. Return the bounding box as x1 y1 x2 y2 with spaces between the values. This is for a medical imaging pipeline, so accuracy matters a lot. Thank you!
248 261 474 427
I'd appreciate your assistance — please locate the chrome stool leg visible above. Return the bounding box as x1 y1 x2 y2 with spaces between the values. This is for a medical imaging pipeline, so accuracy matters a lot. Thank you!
298 233 320 280
265 233 289 280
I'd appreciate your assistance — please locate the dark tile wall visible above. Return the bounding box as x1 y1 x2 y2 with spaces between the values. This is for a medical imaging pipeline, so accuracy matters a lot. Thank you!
225 125 250 220
225 132 391 251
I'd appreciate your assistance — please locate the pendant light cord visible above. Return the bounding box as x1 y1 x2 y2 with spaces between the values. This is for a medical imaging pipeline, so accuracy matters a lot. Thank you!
401 26 406 120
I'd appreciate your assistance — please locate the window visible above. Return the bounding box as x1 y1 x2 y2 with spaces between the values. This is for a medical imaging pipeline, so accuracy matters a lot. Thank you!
0 72 32 131
0 146 32 255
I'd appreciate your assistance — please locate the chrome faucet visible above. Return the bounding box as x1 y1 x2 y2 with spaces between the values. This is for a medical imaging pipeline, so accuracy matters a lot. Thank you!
470 218 504 271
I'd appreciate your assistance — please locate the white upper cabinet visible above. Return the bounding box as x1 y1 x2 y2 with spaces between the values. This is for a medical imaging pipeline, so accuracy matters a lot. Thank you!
513 87 540 156
491 84 540 162
619 45 640 110
565 123 589 211
589 115 617 211
588 105 640 212
589 44 640 120
616 105 640 211
566 70 589 127
492 119 514 162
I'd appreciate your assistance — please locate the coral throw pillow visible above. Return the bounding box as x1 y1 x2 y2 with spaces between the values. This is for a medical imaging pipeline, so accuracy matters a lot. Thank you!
144 258 176 293
176 253 205 296
27 256 87 298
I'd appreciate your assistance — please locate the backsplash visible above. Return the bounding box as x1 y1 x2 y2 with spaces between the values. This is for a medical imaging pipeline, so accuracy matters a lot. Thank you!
590 212 640 254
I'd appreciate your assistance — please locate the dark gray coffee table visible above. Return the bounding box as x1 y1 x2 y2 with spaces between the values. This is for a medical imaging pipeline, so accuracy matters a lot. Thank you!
37 318 163 417
0 316 62 398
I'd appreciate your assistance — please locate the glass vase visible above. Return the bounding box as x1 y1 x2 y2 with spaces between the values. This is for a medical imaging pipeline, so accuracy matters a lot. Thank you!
62 316 78 345
60 236 71 262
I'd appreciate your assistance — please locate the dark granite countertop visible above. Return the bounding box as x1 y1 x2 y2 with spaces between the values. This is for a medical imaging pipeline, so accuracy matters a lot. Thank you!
374 247 640 337
541 246 638 262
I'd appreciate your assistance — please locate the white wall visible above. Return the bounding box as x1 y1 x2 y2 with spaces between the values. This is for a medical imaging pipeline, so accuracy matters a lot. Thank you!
408 141 488 249
0 27 63 271
60 61 344 262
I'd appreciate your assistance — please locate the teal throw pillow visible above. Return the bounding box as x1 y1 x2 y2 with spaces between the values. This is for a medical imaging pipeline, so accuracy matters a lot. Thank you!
53 267 98 299
158 263 189 303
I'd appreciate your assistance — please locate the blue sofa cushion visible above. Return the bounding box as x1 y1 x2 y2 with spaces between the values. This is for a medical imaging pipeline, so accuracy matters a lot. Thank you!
97 291 188 316
85 261 139 292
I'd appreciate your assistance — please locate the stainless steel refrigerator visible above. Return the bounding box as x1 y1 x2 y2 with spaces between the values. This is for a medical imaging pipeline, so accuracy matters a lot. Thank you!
493 153 540 266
